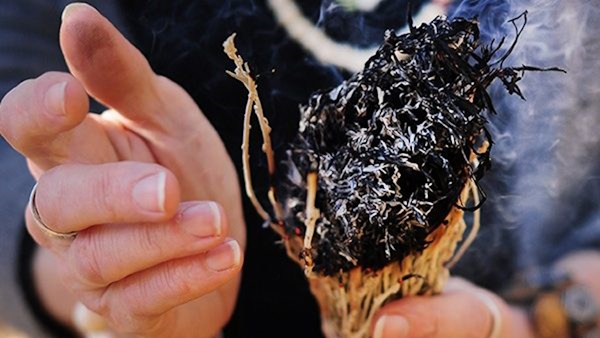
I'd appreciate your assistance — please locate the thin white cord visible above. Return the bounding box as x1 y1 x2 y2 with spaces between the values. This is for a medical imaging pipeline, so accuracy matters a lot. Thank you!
473 292 503 338
336 0 385 12
267 0 446 72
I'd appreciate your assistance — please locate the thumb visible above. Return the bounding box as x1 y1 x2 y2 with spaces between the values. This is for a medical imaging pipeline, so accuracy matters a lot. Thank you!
373 279 514 338
59 3 201 133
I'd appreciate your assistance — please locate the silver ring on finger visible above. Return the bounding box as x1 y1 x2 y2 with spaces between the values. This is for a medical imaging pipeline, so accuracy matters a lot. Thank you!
474 291 503 338
28 182 78 240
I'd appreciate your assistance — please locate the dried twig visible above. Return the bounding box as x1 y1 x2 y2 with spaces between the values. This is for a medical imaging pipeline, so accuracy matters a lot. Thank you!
303 172 320 275
223 33 284 223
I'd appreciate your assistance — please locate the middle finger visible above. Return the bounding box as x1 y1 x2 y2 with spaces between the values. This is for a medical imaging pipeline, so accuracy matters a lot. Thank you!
65 200 228 290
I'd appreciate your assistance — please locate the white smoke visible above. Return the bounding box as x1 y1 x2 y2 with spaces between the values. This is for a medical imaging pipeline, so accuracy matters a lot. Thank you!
454 0 600 267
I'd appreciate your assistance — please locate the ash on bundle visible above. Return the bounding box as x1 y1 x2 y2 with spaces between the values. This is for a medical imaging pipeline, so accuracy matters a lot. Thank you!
279 14 549 276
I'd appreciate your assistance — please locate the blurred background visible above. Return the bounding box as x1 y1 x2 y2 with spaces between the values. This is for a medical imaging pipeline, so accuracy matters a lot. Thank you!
0 324 26 338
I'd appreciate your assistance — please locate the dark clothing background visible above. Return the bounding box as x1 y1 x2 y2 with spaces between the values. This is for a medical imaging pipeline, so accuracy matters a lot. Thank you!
1 1 599 337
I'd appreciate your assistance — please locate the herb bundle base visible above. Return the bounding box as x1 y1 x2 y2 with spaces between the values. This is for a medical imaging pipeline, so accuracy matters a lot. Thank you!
309 184 473 338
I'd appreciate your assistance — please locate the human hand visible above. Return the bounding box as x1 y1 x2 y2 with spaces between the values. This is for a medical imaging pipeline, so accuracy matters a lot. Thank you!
372 278 535 338
0 3 244 337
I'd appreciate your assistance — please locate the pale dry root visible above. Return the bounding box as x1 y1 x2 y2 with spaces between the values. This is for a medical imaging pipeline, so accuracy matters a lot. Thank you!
292 184 472 338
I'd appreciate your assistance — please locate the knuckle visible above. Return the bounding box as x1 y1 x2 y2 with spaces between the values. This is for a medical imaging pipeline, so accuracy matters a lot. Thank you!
93 168 120 220
78 289 108 316
121 284 152 318
103 305 143 334
84 286 145 334
25 212 52 248
121 286 155 319
69 234 109 288
136 226 165 257
105 309 138 333
35 171 61 228
156 260 196 301
94 288 124 327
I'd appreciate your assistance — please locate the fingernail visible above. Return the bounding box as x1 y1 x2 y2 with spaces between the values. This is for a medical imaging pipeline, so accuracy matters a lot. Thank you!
182 202 222 237
45 82 68 116
205 240 241 272
132 172 166 213
374 315 409 338
62 3 97 21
